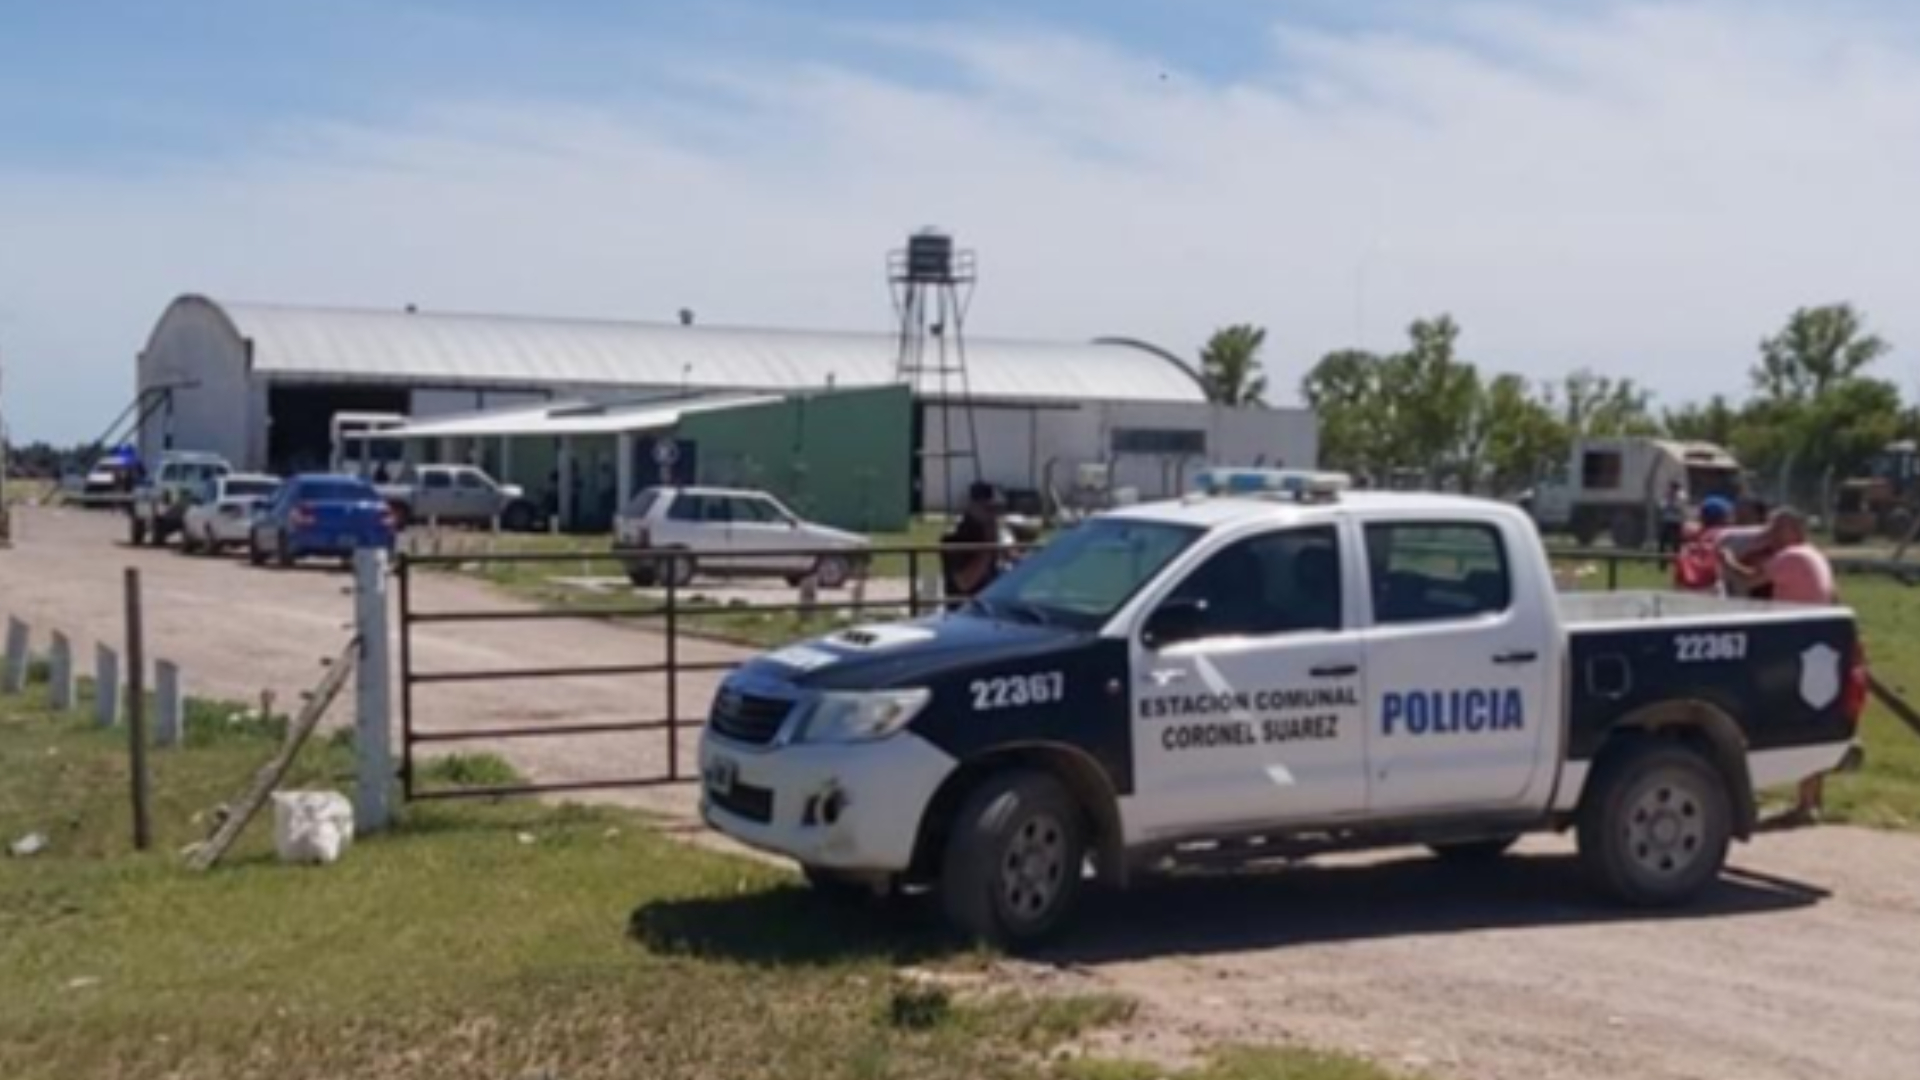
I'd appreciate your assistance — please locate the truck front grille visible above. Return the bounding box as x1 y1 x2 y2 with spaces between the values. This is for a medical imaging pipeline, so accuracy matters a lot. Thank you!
708 690 793 745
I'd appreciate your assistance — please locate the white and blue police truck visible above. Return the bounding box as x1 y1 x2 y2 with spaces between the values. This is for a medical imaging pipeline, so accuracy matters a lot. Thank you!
698 477 1868 946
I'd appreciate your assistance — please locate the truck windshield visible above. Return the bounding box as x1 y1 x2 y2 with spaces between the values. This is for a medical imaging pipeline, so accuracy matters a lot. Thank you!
973 519 1200 630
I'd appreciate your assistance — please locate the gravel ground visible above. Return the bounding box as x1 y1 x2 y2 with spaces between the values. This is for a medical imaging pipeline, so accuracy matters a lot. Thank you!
0 506 733 816
7 504 1920 1079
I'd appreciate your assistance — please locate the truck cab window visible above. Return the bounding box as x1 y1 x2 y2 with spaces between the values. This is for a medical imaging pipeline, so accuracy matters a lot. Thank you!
1159 527 1342 639
422 471 451 490
1365 522 1510 624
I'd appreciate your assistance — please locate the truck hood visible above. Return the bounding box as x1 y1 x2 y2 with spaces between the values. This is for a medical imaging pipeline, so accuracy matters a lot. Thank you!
734 612 1090 691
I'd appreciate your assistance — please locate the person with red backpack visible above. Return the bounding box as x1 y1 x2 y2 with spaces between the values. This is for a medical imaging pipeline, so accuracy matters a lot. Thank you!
1672 496 1734 591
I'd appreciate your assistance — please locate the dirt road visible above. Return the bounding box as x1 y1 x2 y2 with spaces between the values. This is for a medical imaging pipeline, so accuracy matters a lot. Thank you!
0 506 728 815
7 505 1920 1079
1061 828 1920 1080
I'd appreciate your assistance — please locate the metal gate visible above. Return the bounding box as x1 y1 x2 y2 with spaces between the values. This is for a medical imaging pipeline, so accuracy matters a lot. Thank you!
392 542 993 800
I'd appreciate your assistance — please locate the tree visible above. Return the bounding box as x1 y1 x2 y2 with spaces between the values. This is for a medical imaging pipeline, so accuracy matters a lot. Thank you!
1198 324 1269 407
1737 304 1899 504
1754 304 1890 403
1662 395 1739 446
1301 349 1384 475
1302 316 1485 487
1562 369 1657 437
1379 316 1481 486
1478 374 1569 495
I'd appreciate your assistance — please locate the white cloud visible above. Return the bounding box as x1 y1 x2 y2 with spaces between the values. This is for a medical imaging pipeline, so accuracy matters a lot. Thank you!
3 1 1919 441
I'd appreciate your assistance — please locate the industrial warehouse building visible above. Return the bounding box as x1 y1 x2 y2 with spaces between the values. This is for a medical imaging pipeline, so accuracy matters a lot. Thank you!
136 295 1317 529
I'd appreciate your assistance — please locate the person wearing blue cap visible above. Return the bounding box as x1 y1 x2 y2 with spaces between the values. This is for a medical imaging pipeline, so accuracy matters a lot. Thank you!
1672 495 1733 591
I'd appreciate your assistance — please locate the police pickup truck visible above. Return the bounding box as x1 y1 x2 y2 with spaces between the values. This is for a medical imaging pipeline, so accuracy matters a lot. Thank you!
699 480 1866 946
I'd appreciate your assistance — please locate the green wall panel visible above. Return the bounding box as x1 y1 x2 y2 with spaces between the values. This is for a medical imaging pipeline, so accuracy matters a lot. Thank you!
679 385 910 532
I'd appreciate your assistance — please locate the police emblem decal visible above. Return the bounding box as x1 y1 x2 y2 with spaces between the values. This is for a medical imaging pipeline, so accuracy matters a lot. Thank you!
1798 643 1841 710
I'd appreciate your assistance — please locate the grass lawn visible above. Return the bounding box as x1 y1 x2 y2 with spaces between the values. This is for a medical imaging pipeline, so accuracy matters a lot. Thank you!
407 520 954 650
0 681 1399 1080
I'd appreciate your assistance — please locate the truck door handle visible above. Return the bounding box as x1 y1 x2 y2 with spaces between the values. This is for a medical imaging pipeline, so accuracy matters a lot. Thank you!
1492 650 1539 666
1309 663 1358 678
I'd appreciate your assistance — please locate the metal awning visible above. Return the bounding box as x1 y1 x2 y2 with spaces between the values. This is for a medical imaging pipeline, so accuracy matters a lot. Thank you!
351 393 782 440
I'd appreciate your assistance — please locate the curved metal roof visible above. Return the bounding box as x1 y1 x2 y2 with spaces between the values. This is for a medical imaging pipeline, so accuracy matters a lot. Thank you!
192 297 1206 404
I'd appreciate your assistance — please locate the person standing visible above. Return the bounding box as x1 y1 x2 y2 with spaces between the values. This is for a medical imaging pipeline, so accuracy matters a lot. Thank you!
1672 496 1733 591
942 481 1004 602
1657 480 1688 555
1715 498 1773 598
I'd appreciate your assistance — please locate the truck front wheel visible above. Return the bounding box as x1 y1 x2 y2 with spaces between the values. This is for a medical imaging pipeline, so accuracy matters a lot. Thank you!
1578 741 1731 907
939 770 1087 948
500 501 535 533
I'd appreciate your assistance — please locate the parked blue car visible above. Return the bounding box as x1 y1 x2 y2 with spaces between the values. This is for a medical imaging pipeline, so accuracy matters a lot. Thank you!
248 474 396 567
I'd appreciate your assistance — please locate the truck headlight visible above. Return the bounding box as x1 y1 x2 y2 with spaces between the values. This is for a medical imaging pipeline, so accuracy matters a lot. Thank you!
795 689 930 744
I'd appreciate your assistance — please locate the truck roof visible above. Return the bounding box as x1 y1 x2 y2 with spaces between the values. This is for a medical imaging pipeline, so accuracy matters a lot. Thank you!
1109 490 1522 529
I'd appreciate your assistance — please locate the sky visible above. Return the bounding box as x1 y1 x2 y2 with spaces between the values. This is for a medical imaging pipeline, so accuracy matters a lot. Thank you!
3 0 1918 442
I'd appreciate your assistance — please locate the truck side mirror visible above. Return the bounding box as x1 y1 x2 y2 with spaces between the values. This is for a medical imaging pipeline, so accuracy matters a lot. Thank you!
1144 597 1210 649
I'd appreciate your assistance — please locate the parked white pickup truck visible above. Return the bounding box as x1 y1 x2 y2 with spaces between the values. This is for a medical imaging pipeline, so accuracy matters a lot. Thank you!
697 483 1867 945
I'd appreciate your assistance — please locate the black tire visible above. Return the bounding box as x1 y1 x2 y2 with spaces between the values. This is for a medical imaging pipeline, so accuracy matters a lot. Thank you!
939 770 1088 948
180 529 199 555
1886 507 1915 542
130 516 148 547
500 501 535 533
1428 836 1520 862
248 534 266 567
814 554 852 590
626 565 660 588
1577 741 1732 907
274 531 295 569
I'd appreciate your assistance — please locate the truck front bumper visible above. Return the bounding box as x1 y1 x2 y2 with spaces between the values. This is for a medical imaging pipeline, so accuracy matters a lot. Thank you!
699 731 957 873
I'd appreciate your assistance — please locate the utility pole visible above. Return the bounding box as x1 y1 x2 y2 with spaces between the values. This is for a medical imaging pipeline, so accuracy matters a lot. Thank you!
1 345 12 548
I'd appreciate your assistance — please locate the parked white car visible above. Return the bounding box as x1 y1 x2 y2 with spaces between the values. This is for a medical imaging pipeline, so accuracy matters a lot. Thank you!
181 474 281 554
613 486 870 589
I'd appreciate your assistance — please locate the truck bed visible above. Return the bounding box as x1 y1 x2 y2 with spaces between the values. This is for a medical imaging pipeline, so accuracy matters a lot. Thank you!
1556 589 1858 770
1558 589 1849 630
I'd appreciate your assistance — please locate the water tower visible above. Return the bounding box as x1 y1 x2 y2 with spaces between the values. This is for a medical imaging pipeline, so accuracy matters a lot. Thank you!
890 228 980 514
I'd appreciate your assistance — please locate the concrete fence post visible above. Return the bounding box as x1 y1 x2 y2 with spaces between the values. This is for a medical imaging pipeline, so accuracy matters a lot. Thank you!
917 564 945 612
94 643 120 728
353 548 394 833
154 660 184 748
3 616 28 694
48 631 75 711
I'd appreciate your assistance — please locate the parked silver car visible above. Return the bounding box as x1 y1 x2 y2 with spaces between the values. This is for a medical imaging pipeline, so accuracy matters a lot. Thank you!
613 486 869 588
181 474 281 554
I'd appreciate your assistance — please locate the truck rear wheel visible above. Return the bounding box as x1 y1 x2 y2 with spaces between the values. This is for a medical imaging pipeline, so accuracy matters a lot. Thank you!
939 770 1087 948
1578 741 1731 907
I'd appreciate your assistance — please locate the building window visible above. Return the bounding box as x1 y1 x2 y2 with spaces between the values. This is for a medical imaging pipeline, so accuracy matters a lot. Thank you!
1581 450 1623 490
1112 428 1207 456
